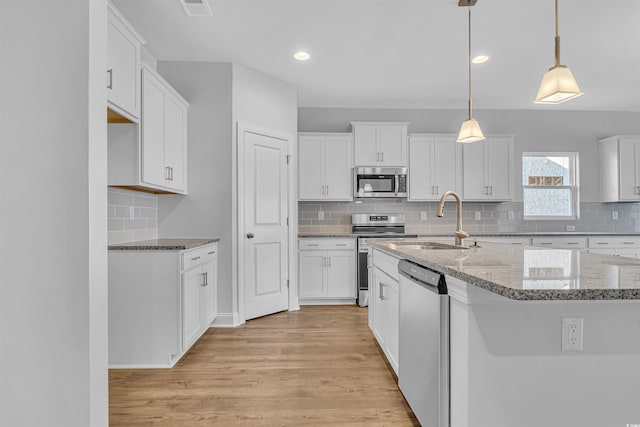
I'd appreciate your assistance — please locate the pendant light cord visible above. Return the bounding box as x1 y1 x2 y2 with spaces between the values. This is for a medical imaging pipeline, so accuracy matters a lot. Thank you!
468 7 472 120
554 0 560 66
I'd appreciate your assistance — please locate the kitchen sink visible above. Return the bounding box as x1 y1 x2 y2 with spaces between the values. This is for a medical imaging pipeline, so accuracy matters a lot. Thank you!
390 241 469 250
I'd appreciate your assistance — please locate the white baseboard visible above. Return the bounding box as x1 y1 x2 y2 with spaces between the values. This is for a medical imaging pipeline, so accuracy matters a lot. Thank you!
299 298 357 306
210 312 243 327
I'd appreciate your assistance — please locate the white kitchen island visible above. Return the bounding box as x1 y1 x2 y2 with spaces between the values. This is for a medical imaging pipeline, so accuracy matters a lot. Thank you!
369 240 640 427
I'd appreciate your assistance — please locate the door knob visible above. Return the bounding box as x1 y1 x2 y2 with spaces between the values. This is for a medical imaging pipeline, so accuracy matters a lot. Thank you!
246 232 255 239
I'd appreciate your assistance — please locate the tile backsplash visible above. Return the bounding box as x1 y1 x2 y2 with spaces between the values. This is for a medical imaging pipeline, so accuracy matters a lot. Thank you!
299 200 640 234
108 188 158 244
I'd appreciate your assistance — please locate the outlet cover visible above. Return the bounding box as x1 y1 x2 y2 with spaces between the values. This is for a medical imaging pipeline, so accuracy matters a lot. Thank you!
612 211 619 220
318 211 324 220
561 317 584 352
474 211 481 221
566 225 575 232
420 211 428 221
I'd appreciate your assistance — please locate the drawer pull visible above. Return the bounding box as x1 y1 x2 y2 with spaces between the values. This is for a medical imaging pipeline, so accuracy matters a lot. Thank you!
623 242 635 245
207 251 216 255
597 242 609 245
307 244 319 247
567 242 579 245
335 244 347 247
191 256 201 261
540 242 552 245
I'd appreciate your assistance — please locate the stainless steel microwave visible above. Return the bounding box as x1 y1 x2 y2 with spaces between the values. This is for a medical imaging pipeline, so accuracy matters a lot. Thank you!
354 166 408 198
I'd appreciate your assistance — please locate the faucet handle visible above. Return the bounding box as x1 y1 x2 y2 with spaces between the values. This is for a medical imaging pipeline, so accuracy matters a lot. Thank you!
456 230 469 239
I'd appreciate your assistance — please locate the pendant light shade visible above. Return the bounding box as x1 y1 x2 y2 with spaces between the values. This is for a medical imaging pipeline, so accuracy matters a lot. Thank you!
534 0 583 104
457 118 485 143
457 4 485 144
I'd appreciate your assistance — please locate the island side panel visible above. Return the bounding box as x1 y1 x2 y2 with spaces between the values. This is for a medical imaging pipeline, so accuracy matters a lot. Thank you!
449 278 640 427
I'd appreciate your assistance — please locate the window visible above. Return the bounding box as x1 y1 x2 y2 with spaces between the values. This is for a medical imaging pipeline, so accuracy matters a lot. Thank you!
522 152 579 220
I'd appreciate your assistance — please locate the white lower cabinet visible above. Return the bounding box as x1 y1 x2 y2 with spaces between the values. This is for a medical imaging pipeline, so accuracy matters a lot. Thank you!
298 238 356 304
531 237 587 249
588 237 640 259
108 242 217 368
370 248 401 375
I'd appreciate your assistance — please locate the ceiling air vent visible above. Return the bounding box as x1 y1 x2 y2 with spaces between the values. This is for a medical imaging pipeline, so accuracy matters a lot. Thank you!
179 0 213 16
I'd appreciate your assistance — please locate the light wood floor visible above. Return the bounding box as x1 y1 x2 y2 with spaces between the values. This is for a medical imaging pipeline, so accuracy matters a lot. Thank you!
109 305 419 426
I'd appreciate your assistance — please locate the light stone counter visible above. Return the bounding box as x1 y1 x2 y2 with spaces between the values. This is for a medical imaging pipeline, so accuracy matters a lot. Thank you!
368 240 640 300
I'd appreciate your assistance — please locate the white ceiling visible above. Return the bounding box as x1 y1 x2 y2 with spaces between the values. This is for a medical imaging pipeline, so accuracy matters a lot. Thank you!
113 0 640 111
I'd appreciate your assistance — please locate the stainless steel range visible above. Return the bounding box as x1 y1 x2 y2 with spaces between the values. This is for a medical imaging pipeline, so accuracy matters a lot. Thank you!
352 213 415 307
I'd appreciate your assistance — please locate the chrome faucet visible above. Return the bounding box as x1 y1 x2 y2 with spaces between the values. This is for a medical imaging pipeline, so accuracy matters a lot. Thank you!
436 190 469 246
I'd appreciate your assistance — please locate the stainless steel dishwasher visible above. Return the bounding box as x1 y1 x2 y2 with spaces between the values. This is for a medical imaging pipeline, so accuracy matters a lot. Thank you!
398 259 449 427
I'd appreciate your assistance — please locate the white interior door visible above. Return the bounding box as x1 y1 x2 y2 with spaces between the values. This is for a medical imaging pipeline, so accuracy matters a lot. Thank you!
243 130 289 320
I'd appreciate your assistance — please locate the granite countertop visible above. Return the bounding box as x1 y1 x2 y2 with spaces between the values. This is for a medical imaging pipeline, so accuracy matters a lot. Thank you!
109 238 220 251
368 240 640 301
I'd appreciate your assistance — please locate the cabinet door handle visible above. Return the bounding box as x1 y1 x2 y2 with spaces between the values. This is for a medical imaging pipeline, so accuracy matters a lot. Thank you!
375 152 379 162
201 272 206 287
165 166 171 180
381 152 384 162
191 256 201 261
431 186 434 195
326 185 329 195
321 185 325 195
435 185 439 195
328 256 331 267
379 282 384 300
170 167 174 181
205 272 208 286
107 69 113 89
489 186 493 195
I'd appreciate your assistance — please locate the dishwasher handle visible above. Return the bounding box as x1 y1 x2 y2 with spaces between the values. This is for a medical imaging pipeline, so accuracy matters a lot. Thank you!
398 259 448 295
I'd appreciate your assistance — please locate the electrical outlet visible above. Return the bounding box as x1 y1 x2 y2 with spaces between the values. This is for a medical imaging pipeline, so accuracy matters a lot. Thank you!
562 317 584 352
474 211 481 221
318 211 324 220
612 211 619 220
420 211 428 221
507 211 514 220
566 225 575 232
129 206 135 220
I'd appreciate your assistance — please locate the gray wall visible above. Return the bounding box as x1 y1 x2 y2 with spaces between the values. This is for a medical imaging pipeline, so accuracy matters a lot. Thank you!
298 108 640 202
156 62 234 312
1 1 109 425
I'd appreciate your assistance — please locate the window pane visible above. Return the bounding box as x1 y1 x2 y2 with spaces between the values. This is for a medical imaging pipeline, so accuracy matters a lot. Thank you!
522 156 571 186
523 188 573 217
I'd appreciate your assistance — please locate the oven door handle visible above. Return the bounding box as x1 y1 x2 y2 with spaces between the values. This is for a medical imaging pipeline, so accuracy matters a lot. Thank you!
395 174 399 196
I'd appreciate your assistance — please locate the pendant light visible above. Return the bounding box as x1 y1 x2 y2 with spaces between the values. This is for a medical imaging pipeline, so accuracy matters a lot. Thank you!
456 1 485 144
534 0 583 104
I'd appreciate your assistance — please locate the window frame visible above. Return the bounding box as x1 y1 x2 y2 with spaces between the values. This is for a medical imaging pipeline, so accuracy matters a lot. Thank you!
522 152 579 221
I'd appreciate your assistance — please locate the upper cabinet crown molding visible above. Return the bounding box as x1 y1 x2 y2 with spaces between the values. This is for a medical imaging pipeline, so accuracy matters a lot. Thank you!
351 122 409 167
598 135 640 202
107 1 147 122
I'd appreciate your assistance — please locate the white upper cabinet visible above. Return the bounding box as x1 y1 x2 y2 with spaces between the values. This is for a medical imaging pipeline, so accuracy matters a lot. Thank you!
409 134 462 201
107 2 145 122
352 122 409 166
141 64 189 193
108 65 189 194
598 136 640 202
298 133 353 201
462 136 514 201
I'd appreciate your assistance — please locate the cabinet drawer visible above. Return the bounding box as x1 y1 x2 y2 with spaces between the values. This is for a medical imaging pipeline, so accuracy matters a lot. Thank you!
182 244 217 271
373 249 401 282
531 237 586 249
588 237 640 249
299 238 355 251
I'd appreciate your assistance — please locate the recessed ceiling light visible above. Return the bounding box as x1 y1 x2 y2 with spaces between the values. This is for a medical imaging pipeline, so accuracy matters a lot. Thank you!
472 55 489 64
294 51 310 61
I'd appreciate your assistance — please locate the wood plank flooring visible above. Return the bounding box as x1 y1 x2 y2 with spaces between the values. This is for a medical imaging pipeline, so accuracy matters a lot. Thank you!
109 305 419 426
